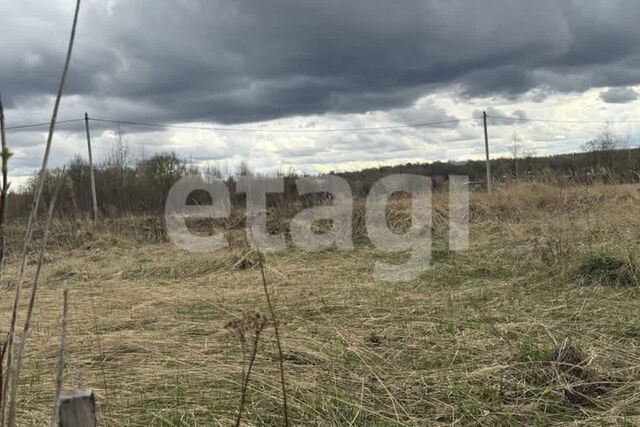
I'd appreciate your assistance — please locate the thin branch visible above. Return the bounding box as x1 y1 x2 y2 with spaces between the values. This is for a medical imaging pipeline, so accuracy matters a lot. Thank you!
8 171 66 427
235 329 262 427
50 289 69 427
1 1 81 425
0 95 10 277
0 336 8 422
256 252 290 426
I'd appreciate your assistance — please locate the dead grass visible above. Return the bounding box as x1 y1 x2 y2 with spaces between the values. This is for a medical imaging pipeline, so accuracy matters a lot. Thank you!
576 253 637 287
0 182 639 425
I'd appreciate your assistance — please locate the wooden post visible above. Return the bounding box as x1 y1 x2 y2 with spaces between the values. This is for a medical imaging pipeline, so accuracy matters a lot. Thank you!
84 113 98 221
483 111 492 193
57 389 96 427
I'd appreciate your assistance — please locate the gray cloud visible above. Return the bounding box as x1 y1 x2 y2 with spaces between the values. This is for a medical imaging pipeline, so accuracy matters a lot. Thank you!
2 0 640 125
472 107 528 127
5 0 640 186
600 87 639 104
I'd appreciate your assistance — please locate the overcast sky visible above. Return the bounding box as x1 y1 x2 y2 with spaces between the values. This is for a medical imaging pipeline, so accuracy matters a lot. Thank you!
2 0 640 185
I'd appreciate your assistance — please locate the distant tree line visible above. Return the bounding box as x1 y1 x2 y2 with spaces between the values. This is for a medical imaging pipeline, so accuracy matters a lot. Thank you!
340 126 639 194
6 127 640 220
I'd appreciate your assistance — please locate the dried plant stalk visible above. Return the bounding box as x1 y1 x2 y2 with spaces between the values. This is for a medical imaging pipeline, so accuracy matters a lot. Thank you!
8 171 66 426
0 95 9 275
1 1 81 425
256 253 290 426
50 289 69 427
227 312 268 427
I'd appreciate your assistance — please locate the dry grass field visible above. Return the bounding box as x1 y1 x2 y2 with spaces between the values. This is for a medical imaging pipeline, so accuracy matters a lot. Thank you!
1 182 639 426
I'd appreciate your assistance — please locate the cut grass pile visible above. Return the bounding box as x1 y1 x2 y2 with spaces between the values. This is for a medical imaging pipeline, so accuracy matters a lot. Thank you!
0 182 639 425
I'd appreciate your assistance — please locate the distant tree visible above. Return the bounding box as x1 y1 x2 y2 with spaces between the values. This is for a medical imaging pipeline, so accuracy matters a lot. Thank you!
104 128 132 168
138 152 187 205
236 160 253 177
510 131 520 179
582 123 623 170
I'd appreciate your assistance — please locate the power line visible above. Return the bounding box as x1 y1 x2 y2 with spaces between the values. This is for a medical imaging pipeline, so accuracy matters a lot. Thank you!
88 117 473 133
488 114 640 124
5 119 84 130
5 113 640 133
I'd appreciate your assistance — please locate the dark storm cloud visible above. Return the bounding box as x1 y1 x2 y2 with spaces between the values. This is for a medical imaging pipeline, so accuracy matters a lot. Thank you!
2 0 640 125
600 87 639 104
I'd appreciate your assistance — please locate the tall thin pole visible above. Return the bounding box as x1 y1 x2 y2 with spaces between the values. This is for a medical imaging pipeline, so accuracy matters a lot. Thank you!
50 289 69 427
0 95 9 271
483 111 492 193
84 113 98 221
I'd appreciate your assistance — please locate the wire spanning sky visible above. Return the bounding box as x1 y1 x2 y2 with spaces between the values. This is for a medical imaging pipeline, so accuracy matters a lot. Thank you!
2 0 640 187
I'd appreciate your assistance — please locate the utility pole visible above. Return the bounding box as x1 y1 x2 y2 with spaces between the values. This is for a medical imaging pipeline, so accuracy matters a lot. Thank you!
483 111 492 193
84 113 98 221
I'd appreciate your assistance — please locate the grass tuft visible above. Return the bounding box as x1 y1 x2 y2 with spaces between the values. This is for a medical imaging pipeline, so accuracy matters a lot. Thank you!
576 253 637 286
